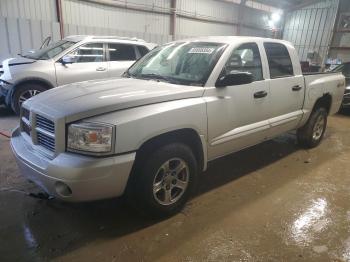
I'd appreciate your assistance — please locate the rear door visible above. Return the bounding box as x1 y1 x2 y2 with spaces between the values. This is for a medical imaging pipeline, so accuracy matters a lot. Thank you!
263 42 305 137
55 42 108 86
106 43 138 77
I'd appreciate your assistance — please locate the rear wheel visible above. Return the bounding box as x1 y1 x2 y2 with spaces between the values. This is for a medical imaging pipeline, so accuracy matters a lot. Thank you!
127 143 198 217
12 83 47 115
297 107 328 148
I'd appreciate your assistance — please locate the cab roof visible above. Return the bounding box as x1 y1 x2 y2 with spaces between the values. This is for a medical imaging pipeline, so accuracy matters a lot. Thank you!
172 36 293 47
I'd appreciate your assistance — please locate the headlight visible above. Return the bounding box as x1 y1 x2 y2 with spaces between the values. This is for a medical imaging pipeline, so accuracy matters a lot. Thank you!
67 122 114 154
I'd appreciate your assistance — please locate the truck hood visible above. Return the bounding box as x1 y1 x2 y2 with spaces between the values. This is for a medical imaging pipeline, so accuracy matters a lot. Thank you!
25 78 204 122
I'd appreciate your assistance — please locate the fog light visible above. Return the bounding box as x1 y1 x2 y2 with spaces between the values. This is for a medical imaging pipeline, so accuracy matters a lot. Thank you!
55 181 72 197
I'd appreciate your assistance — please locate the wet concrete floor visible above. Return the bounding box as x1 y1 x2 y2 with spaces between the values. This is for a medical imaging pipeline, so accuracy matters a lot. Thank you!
1 106 350 262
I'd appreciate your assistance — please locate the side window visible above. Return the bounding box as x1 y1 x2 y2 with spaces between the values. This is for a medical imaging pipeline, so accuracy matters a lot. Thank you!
108 43 136 61
224 43 263 81
264 43 294 78
136 45 150 57
69 43 104 63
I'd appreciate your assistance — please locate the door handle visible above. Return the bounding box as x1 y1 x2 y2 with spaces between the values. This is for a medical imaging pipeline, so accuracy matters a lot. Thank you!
254 91 268 99
96 67 106 71
292 85 302 91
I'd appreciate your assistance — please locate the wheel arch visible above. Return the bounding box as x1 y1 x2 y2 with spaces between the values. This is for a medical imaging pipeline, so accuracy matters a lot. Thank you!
12 77 54 95
312 93 332 114
133 128 206 173
9 77 55 109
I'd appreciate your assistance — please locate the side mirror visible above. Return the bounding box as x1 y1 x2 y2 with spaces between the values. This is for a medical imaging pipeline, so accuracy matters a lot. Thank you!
216 71 254 87
61 55 76 65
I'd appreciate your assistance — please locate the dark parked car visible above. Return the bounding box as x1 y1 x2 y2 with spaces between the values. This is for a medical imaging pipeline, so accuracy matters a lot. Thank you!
331 62 350 107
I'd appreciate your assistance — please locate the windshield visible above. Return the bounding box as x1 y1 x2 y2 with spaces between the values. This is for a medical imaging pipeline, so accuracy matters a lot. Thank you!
23 40 77 60
126 42 227 86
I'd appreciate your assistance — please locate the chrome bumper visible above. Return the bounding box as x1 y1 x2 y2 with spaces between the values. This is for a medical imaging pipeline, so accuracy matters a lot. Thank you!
10 127 135 202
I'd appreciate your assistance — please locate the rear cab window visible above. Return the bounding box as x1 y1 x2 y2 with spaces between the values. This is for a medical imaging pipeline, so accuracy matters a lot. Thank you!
264 42 294 79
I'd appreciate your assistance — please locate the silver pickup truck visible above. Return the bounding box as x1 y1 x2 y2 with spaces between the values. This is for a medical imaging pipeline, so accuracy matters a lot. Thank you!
11 36 345 216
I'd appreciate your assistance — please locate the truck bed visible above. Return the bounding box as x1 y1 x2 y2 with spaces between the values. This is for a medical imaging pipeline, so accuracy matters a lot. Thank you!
303 71 344 116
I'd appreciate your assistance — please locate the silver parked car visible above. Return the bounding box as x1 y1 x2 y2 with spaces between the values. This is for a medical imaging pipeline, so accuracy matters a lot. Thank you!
0 35 156 114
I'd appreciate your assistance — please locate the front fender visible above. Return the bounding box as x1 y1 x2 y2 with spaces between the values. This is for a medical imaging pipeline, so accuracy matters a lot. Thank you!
85 97 208 161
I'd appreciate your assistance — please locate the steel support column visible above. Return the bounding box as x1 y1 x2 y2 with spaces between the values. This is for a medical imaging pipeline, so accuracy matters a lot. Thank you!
170 0 176 40
237 0 247 36
56 0 64 38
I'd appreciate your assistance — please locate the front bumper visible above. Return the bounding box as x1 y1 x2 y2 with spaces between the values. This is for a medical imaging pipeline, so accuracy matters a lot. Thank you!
10 128 135 202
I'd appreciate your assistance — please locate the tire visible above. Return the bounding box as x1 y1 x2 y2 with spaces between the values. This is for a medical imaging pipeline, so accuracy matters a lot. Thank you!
12 83 47 115
297 107 328 148
127 143 198 217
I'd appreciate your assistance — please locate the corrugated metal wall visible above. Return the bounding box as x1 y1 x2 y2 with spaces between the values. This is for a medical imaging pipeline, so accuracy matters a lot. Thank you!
61 0 172 44
176 0 239 37
176 0 272 38
283 0 339 64
329 0 350 63
0 0 60 60
62 0 171 35
0 17 61 60
0 0 58 21
0 0 276 59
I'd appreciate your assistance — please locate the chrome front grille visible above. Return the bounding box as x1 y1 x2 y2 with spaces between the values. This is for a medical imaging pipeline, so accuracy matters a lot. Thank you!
21 108 31 136
37 132 55 151
36 114 55 133
20 107 56 153
35 114 55 152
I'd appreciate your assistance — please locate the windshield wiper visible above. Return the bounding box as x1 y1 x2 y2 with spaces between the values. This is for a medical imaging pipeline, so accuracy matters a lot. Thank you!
139 73 173 83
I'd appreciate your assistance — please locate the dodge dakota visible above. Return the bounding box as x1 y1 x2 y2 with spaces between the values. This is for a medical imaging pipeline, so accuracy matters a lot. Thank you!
11 36 345 216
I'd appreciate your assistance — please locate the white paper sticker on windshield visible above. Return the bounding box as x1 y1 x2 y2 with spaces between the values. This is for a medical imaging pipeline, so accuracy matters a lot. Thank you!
188 47 215 54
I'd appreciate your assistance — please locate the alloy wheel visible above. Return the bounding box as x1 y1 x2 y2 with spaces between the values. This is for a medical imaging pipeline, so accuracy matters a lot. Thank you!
152 158 189 206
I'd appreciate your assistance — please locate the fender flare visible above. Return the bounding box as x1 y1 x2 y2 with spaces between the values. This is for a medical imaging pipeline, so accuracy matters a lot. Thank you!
6 77 55 106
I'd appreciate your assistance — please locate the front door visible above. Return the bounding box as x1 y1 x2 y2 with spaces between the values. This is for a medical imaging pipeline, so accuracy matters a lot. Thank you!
205 43 271 160
55 42 108 86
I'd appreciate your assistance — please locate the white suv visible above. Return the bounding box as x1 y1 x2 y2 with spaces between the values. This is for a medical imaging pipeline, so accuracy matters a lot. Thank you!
0 35 156 114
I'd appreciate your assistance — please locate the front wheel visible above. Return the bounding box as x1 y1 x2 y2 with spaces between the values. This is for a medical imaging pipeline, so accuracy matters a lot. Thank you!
297 107 328 148
127 143 198 217
12 83 47 115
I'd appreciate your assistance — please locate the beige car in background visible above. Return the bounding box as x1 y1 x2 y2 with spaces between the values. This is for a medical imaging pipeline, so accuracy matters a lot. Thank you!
0 35 156 114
